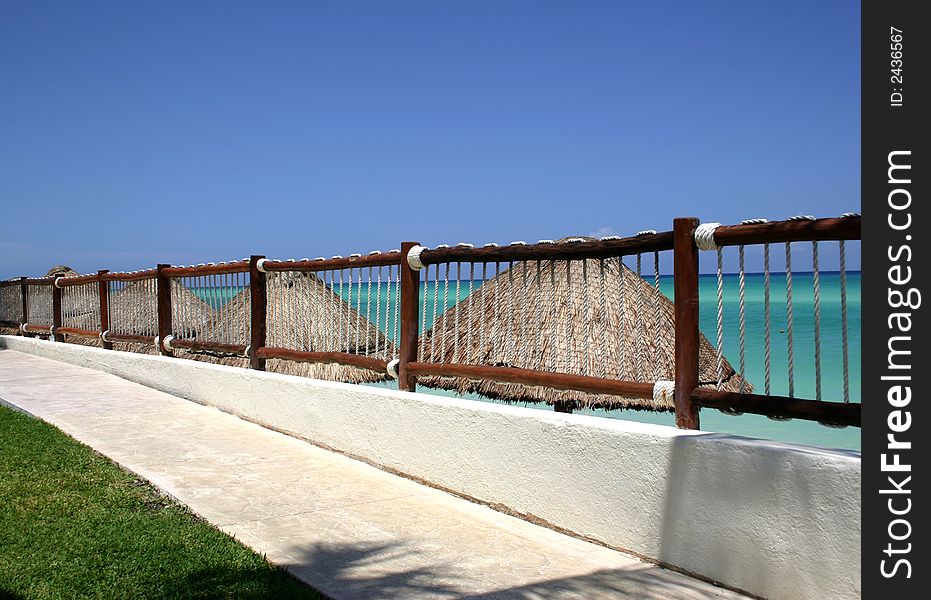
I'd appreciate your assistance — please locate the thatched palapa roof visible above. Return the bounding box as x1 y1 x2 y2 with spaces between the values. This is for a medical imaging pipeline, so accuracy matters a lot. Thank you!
418 237 750 411
192 271 393 384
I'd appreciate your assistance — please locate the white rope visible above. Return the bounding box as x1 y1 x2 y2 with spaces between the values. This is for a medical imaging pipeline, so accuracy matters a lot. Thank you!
653 380 675 404
534 260 543 363
635 254 644 381
785 241 795 398
442 263 450 361
368 266 375 357
100 330 110 343
430 263 439 361
563 261 572 374
763 243 772 395
453 262 462 364
714 247 725 390
387 358 400 379
419 265 428 361
839 240 850 403
653 251 661 379
812 241 822 401
737 244 747 393
392 265 400 357
163 334 175 351
407 245 427 271
598 259 607 378
468 262 475 364
256 258 268 273
519 261 528 368
637 229 657 236
694 222 722 251
54 277 63 289
480 262 489 363
583 259 591 376
375 267 382 358
618 257 626 378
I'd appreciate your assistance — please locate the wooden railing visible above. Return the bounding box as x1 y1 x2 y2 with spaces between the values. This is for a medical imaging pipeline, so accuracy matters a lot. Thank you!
0 214 861 430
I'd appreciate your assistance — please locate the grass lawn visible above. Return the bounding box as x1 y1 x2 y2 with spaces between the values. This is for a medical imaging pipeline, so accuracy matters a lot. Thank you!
0 404 322 599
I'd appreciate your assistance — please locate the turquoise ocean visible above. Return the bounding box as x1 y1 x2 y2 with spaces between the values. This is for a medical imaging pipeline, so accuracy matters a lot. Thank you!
193 272 861 452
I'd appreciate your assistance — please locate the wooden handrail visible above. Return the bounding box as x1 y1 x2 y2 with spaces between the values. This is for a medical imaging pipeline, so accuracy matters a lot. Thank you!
417 232 674 266
262 253 402 273
712 216 860 247
162 261 250 277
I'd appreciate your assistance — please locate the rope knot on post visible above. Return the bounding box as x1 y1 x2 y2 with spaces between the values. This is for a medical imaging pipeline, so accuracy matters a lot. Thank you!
407 245 427 271
653 380 675 404
255 258 269 273
387 359 400 379
694 222 722 251
162 335 175 352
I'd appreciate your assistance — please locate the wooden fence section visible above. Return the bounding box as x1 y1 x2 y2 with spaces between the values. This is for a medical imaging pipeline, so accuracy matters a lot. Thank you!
0 214 861 429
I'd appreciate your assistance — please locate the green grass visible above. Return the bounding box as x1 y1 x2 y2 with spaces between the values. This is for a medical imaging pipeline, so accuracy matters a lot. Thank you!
0 405 322 599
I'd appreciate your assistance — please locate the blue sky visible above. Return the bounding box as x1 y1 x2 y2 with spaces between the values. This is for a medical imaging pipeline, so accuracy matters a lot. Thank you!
1 1 860 278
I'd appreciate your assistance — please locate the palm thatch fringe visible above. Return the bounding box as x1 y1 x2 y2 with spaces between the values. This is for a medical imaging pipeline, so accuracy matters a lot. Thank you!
418 240 750 411
188 271 393 384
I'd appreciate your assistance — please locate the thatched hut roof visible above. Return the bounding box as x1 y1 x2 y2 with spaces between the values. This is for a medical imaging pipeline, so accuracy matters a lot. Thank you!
418 238 750 411
45 265 79 278
62 278 214 348
191 271 393 384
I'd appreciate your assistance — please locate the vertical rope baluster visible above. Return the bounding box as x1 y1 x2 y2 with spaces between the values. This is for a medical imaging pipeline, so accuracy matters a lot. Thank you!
480 262 488 364
367 266 374 357
507 263 516 365
534 260 543 365
549 261 558 372
374 267 382 357
598 259 607 378
653 251 661 379
355 268 363 354
430 263 439 362
393 264 400 357
468 262 475 364
345 268 353 353
839 240 850 403
785 242 795 398
583 260 592 377
764 243 772 395
419 266 428 362
618 257 626 379
738 245 747 393
442 263 450 362
519 262 528 369
812 241 822 401
635 254 644 382
493 262 501 363
564 260 572 375
715 248 725 390
453 262 462 364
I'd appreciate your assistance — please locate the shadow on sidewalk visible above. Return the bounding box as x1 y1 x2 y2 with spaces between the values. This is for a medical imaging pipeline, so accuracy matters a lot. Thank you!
166 540 737 599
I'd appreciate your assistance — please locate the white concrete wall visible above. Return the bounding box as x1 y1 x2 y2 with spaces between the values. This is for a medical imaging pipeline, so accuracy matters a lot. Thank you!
1 335 861 600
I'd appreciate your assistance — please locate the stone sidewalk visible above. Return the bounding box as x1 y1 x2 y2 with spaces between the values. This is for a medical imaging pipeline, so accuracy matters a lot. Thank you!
0 349 745 599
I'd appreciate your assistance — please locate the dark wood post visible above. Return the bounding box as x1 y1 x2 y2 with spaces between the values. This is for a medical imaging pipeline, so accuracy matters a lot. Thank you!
249 255 267 371
156 264 173 356
19 277 29 336
52 279 64 342
398 241 421 392
98 270 112 350
673 217 701 429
